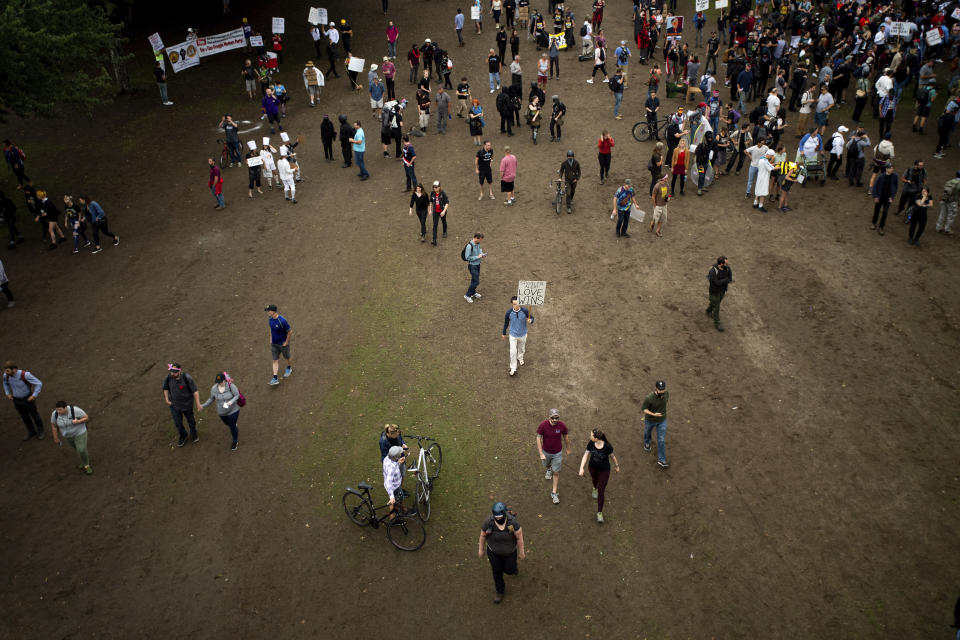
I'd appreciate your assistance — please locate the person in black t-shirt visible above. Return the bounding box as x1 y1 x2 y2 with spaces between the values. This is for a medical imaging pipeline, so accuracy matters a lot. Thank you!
475 141 495 200
478 501 525 604
578 428 619 523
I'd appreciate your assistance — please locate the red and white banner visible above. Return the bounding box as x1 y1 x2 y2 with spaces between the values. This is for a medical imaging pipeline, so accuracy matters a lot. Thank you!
197 28 246 57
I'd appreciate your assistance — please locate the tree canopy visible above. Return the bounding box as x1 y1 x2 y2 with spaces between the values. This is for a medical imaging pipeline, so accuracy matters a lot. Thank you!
0 0 125 120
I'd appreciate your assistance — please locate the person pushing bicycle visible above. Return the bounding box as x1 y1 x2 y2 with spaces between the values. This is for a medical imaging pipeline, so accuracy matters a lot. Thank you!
382 445 408 514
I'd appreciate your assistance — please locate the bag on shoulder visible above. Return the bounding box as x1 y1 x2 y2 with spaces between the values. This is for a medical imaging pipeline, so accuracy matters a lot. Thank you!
699 75 710 94
461 242 472 261
223 372 247 407
580 24 588 37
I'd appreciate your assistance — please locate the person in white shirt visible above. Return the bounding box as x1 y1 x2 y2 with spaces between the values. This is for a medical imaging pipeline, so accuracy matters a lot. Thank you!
50 401 92 474
310 25 323 58
765 87 781 118
259 139 278 189
797 82 816 133
753 150 776 211
302 61 325 106
875 68 893 99
277 153 297 203
827 125 848 178
581 19 593 56
744 137 770 197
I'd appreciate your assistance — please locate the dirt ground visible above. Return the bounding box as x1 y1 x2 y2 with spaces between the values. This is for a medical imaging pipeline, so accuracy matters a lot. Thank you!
1 0 958 638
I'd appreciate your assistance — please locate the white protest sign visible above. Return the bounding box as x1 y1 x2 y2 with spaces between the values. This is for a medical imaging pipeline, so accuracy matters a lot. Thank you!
148 32 165 53
549 32 567 49
953 7 960 20
318 8 328 25
165 41 200 73
790 35 800 48
308 7 321 25
347 56 365 72
714 0 728 8
517 281 547 305
272 17 285 34
247 156 263 167
888 22 905 37
926 28 942 46
471 6 481 20
249 35 264 47
197 28 245 57
696 0 709 11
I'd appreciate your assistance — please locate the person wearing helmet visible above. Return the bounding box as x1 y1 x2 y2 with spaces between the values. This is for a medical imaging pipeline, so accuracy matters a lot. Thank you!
557 150 581 213
478 501 525 603
340 18 353 54
382 445 407 511
642 380 670 468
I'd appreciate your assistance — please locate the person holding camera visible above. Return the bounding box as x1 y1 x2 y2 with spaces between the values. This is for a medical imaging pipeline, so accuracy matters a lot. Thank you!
50 401 92 474
219 115 242 166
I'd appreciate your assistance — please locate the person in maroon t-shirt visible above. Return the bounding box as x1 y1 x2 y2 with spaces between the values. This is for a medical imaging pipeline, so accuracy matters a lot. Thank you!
536 408 569 504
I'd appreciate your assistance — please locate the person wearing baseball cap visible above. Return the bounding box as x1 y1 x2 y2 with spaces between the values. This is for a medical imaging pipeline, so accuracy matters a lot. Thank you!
264 305 293 385
641 380 670 468
536 409 569 504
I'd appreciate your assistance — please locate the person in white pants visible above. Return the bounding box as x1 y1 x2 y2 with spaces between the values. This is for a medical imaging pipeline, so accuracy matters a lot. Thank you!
260 139 278 189
277 154 297 203
501 295 534 376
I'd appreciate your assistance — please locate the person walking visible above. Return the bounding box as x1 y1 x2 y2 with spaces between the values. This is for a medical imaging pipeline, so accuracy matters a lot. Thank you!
496 87 514 135
62 195 90 254
499 145 517 205
0 191 24 248
587 39 608 84
526 96 542 144
936 171 960 236
265 304 293 385
408 182 429 242
244 141 264 197
871 164 898 236
429 180 449 245
548 95 565 142
475 140 495 200
385 20 399 58
78 196 119 253
2 140 29 190
402 136 417 191
907 187 934 247
610 178 638 237
597 130 614 185
557 150 581 213
154 61 173 106
0 259 14 308
487 49 502 93
462 232 486 303
670 138 691 197
648 142 665 195
303 61 324 106
468 99 485 144
502 294 534 375
706 256 733 332
207 159 225 210
578 428 619 523
3 361 43 440
455 9 465 46
201 372 242 450
162 363 202 447
536 409 569 504
277 153 297 204
320 114 336 161
478 502 525 604
641 380 670 468
650 174 669 237
349 120 369 180
50 401 93 474
436 86 451 134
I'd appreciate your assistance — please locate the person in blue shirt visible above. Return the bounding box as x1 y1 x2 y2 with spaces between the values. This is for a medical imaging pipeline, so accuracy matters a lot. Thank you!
349 121 369 180
3 360 44 440
463 232 486 303
265 304 293 385
369 77 386 119
78 195 119 254
379 423 408 462
501 295 534 376
736 63 753 114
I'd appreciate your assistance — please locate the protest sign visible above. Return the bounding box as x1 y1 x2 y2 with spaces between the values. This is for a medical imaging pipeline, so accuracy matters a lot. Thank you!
953 7 960 20
247 156 263 167
272 17 285 34
471 6 481 20
696 0 709 11
347 56 365 72
926 28 942 46
790 35 800 48
548 33 567 49
888 22 905 37
517 281 547 306
666 16 684 40
714 0 728 7
148 32 165 53
318 8 328 25
309 7 321 25
166 41 200 73
249 35 264 47
197 28 245 57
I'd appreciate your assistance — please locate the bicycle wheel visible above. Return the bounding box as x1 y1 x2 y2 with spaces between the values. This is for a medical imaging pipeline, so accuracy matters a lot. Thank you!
387 514 426 551
632 121 650 142
555 186 563 214
415 475 431 522
219 148 228 168
425 442 442 480
342 491 374 526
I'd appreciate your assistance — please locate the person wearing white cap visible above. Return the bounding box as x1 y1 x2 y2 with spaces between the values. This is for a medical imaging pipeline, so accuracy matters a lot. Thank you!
277 150 297 203
827 125 848 179
367 63 379 89
322 22 340 78
259 138 278 190
536 409 568 504
382 445 407 510
245 140 263 198
279 132 303 181
752 149 776 211
302 61 324 106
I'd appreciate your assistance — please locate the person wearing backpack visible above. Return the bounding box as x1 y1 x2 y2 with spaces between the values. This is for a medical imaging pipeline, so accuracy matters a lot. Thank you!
587 39 608 83
609 69 625 119
610 177 638 238
936 171 960 236
614 40 630 87
201 372 243 451
2 140 29 190
462 232 486 303
3 361 43 440
912 84 936 134
50 401 93 474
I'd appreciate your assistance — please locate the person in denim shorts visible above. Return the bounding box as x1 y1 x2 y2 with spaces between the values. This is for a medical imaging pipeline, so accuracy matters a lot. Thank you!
536 408 569 504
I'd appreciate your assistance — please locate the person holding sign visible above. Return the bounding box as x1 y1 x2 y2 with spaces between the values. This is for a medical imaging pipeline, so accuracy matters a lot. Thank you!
502 295 534 376
611 178 639 237
245 141 264 198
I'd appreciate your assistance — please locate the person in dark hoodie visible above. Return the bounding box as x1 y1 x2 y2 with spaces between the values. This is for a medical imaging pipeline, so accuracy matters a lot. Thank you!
338 114 355 168
320 114 336 161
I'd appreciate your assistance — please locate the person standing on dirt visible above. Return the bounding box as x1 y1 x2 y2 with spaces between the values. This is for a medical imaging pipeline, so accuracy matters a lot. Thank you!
50 400 93 474
475 141 495 201
611 178 638 237
429 180 449 245
78 196 119 253
478 501 525 604
408 182 429 242
0 191 23 248
706 256 733 332
641 380 670 469
536 409 567 503
499 145 517 205
463 232 486 303
3 361 43 440
265 304 293 386
349 120 369 180
338 115 354 168
201 372 242 451
207 159 225 210
161 363 202 447
219 114 242 167
502 294 533 376
557 150 581 213
578 428 619 523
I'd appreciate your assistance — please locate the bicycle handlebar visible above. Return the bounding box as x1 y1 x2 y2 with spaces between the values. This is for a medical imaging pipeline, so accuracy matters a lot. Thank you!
404 434 436 442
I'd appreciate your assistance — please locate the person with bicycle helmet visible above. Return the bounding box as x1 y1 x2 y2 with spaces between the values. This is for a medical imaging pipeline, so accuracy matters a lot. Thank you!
478 501 525 603
383 445 407 511
557 150 581 213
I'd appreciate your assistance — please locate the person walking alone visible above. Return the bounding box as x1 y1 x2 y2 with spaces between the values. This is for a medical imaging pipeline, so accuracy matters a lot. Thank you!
578 428 620 523
201 372 243 450
706 256 733 332
265 304 293 385
641 380 670 468
597 130 614 184
478 502 525 604
50 401 93 474
536 409 569 504
3 361 44 440
462 232 486 303
502 295 534 376
499 145 517 205
610 178 638 238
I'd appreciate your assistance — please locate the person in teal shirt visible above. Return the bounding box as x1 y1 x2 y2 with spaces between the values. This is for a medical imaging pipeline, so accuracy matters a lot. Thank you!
349 121 369 179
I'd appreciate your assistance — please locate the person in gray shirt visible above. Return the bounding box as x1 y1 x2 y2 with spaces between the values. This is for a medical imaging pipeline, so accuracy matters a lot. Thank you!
201 372 242 451
436 86 451 133
50 401 92 474
162 363 202 447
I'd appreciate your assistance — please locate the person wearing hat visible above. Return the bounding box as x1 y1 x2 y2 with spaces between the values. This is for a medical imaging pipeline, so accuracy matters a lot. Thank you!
50 400 93 473
302 61 324 106
382 445 407 511
827 125 848 179
429 180 449 244
245 140 263 198
259 138 278 189
161 363 202 447
265 305 293 385
536 409 568 504
611 177 638 236
339 18 353 54
706 255 732 332
382 56 397 100
548 94 565 140
276 150 296 203
478 502 525 603
502 294 534 375
200 373 242 451
261 87 283 135
369 74 385 119
322 22 340 77
557 149 581 212
642 380 670 469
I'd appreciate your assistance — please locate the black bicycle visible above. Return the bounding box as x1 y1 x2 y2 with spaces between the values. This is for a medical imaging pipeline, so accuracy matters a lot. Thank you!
342 482 426 551
632 117 670 142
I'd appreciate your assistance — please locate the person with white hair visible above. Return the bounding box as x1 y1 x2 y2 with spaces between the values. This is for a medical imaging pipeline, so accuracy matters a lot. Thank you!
382 445 407 511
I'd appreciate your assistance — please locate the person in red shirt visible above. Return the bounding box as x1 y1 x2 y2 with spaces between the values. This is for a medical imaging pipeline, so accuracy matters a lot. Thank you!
536 409 569 504
597 130 615 184
272 33 283 65
408 43 421 84
207 158 224 210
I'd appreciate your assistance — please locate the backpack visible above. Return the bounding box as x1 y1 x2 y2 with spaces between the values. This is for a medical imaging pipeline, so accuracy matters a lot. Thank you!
598 47 605 62
917 85 931 106
580 24 588 37
461 241 472 261
617 47 629 65
699 75 710 94
749 104 765 125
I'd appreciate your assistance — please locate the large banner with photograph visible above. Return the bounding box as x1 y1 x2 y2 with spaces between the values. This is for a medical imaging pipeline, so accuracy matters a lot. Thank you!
166 41 200 73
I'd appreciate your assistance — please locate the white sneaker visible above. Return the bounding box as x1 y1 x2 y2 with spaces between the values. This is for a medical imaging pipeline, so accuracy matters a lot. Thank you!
551 492 560 504
545 469 553 480
586 79 594 84
490 89 495 93
518 358 523 366
602 78 609 83
464 295 474 303
478 194 484 200
509 369 516 376
164 101 174 106
473 292 482 299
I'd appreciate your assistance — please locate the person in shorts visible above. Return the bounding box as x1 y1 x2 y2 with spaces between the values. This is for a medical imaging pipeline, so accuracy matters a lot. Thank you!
777 161 798 212
475 140 495 201
536 409 569 504
650 173 669 237
265 304 293 385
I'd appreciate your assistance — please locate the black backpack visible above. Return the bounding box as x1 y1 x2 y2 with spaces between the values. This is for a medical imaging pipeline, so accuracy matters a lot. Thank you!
580 24 587 37
749 104 765 125
460 241 472 261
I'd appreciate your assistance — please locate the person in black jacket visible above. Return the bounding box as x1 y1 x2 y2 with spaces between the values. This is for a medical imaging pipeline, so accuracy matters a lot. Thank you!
497 88 514 135
0 191 24 249
870 164 898 235
338 114 355 167
706 256 733 332
320 114 336 161
557 150 581 213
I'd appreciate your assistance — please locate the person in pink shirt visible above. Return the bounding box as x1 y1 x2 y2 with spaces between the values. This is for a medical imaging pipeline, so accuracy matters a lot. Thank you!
386 21 399 59
499 145 517 205
381 56 397 100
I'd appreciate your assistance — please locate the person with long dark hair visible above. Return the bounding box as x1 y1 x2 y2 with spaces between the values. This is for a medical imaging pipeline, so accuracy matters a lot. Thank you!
201 372 242 451
578 428 619 523
408 183 429 242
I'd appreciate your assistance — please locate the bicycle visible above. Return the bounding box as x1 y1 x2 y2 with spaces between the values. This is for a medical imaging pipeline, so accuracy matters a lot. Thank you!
632 118 670 142
404 434 442 521
550 178 567 215
216 138 229 168
342 482 426 551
